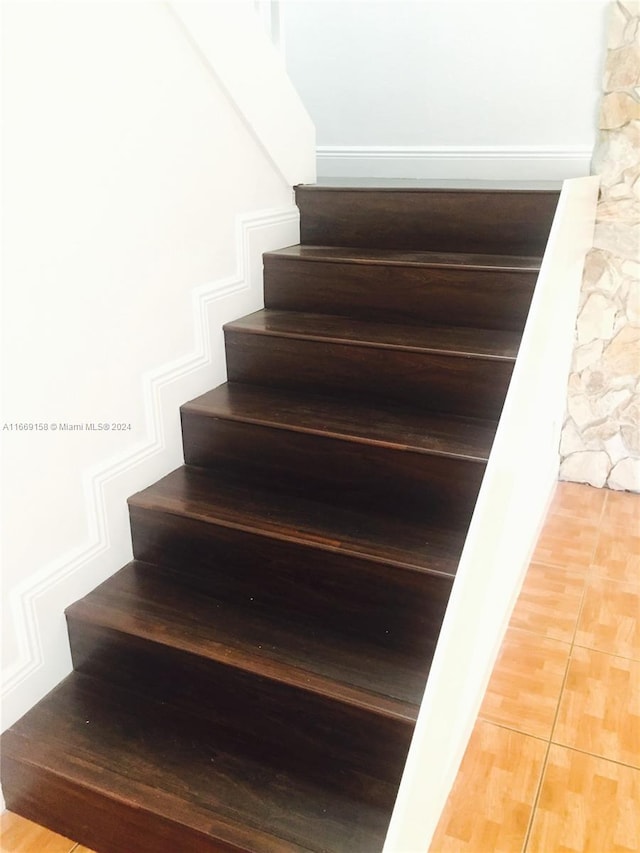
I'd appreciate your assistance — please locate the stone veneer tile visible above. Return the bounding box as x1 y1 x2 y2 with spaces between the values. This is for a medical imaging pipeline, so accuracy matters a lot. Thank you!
560 0 640 494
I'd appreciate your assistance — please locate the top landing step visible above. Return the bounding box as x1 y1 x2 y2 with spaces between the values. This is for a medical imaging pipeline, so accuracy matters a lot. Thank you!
295 183 560 256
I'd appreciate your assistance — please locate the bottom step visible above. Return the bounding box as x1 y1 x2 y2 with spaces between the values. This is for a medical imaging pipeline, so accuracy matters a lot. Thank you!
1 673 398 853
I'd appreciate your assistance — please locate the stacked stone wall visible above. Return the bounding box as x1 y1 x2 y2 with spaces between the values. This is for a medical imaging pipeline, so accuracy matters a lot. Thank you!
560 0 640 492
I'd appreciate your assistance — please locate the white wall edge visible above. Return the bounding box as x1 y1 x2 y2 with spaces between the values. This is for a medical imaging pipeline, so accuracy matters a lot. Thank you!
383 175 600 853
317 145 593 181
1 205 300 733
169 1 316 186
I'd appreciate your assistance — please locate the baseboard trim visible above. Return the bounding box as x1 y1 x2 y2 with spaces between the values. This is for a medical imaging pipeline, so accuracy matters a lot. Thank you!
316 145 593 181
1 205 300 731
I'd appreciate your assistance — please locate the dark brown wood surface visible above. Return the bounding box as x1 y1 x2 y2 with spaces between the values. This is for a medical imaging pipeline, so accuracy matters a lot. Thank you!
3 674 396 853
1 184 558 853
181 385 488 518
295 186 559 255
67 562 426 719
225 315 516 420
128 504 455 656
182 383 498 460
264 246 540 332
128 466 467 573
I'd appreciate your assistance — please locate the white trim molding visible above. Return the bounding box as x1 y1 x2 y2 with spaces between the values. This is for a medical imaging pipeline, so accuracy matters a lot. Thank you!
317 145 593 181
1 205 300 733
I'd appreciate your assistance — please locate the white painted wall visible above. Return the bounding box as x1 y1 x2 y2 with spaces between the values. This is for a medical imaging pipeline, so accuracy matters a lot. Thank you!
282 0 610 179
1 0 314 735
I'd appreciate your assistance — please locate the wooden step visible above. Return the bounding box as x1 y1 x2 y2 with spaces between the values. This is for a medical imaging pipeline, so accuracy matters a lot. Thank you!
128 466 458 655
224 309 518 420
182 383 497 461
129 466 465 575
2 673 398 853
181 383 491 518
295 185 559 255
66 561 425 723
264 245 540 332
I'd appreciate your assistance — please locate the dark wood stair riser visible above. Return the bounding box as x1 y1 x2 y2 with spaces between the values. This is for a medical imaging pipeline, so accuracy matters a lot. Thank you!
129 505 454 657
181 413 486 520
295 186 560 255
66 618 414 791
263 253 537 333
225 330 514 420
2 758 241 853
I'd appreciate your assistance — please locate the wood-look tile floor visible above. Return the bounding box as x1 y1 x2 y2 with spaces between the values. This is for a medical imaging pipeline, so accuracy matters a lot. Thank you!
2 482 638 853
431 481 640 852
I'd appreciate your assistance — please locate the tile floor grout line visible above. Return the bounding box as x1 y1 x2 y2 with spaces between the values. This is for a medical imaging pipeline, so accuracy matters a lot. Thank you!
520 734 553 853
521 647 574 852
500 623 572 648
522 562 580 853
572 641 640 663
563 491 605 658
545 739 640 772
584 570 640 588
474 715 550 743
504 624 573 643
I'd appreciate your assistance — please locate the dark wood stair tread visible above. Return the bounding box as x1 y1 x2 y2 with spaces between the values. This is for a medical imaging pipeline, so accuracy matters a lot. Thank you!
67 561 425 720
225 310 520 361
128 466 465 575
3 673 392 852
266 244 543 272
183 383 496 462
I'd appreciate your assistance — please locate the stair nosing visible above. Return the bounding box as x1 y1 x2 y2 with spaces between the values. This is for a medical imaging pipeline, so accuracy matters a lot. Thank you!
265 246 542 273
295 185 560 195
224 313 518 363
181 401 489 464
128 486 459 581
67 601 419 724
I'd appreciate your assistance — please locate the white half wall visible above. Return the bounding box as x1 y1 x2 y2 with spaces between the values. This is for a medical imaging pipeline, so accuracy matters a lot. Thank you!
282 0 610 180
383 175 600 852
1 0 312 738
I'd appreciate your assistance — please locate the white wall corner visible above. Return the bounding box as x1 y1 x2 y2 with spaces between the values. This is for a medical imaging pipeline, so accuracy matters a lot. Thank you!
1 205 300 735
316 146 593 181
169 1 316 187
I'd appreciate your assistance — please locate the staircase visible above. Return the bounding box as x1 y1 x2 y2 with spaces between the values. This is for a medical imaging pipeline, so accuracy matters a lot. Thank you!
1 183 559 853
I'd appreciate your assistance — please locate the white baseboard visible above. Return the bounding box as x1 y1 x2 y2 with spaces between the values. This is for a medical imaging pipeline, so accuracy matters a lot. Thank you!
1 205 300 734
317 145 593 181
